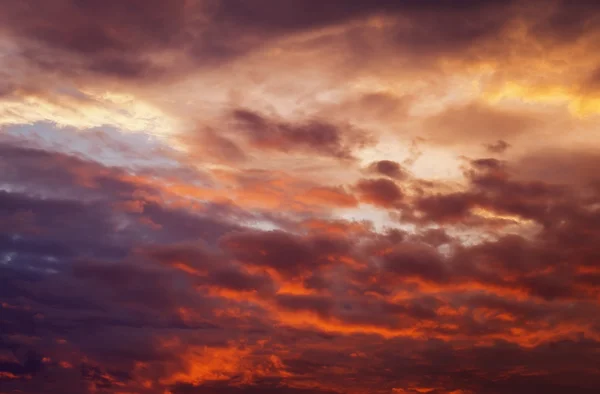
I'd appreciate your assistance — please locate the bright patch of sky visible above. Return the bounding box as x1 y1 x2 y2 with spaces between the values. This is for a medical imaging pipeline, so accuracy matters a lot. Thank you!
3 122 180 170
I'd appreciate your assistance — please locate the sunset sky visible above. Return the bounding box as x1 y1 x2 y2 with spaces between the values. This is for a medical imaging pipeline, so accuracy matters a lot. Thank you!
1 1 600 393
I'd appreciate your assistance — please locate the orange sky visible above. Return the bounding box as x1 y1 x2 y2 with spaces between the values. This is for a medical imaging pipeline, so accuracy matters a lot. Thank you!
1 1 600 393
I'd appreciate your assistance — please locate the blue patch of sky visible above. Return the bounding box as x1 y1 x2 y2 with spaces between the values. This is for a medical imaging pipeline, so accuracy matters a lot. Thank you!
3 122 180 170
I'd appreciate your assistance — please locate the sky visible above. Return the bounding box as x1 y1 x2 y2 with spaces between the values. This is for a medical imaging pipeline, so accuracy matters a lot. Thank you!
1 1 600 393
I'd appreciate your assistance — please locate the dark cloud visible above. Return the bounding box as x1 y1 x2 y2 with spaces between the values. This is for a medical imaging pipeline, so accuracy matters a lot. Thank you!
172 381 340 394
0 0 188 80
367 160 408 180
3 132 600 393
529 0 600 43
220 230 350 277
356 178 403 207
275 294 334 318
230 109 370 159
0 0 531 84
146 243 219 272
381 243 448 283
413 192 481 223
208 268 276 294
0 349 43 380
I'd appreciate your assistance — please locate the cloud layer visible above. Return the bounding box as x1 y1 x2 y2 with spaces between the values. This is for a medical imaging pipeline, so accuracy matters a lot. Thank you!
2 1 600 393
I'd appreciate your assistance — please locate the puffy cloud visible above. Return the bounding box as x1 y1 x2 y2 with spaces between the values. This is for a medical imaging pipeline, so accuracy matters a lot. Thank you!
367 160 409 180
356 178 404 208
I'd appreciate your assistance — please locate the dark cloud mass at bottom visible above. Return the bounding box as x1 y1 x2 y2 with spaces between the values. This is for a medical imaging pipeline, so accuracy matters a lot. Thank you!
2 133 600 394
2 0 600 393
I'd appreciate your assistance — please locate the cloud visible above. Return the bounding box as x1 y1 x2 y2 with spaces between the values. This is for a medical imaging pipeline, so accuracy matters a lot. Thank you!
356 178 404 208
380 243 448 283
3 1 600 393
3 141 600 392
220 230 350 278
367 160 409 180
413 192 481 223
230 109 371 159
0 0 517 86
171 381 340 394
